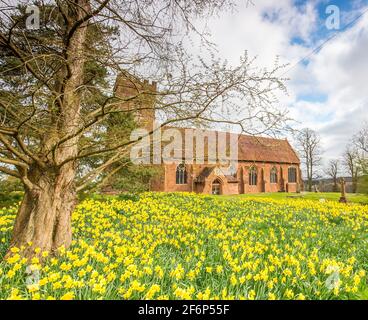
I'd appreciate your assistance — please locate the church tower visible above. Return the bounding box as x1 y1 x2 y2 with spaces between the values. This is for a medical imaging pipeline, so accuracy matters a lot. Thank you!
114 73 156 132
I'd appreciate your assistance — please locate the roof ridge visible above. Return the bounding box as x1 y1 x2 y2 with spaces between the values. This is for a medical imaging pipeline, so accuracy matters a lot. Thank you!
163 125 287 142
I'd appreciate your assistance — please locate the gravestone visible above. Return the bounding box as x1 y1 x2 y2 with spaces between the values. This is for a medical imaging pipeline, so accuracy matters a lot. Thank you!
339 178 347 203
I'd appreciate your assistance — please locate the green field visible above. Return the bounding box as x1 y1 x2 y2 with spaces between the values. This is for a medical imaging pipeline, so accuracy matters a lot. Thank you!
217 192 368 205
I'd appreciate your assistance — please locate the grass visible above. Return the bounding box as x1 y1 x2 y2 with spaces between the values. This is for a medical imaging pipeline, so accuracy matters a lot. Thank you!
216 192 368 205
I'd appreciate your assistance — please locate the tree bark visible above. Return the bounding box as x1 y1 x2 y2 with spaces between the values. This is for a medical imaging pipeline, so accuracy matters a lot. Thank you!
308 178 312 192
333 179 338 192
352 176 358 193
7 164 77 257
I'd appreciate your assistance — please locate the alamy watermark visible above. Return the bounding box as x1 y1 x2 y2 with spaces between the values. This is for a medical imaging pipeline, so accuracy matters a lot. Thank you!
130 122 239 170
25 5 40 30
25 265 40 287
326 5 340 30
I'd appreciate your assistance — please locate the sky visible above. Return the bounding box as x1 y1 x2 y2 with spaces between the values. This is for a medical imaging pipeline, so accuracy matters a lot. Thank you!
191 0 368 171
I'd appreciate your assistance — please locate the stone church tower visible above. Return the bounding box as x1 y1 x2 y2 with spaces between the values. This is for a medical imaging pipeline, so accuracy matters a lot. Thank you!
114 74 157 131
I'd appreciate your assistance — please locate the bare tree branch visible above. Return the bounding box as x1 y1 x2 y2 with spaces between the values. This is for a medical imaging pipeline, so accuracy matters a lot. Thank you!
295 128 322 192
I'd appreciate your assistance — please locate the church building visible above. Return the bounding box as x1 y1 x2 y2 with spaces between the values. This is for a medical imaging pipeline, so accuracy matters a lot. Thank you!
115 75 302 195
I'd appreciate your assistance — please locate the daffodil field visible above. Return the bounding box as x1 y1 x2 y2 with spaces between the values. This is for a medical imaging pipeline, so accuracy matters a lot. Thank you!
1 192 368 300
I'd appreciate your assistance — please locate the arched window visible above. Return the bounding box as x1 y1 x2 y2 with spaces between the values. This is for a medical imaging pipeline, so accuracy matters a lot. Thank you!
249 166 258 186
212 179 222 195
270 167 278 184
176 163 187 184
288 167 297 183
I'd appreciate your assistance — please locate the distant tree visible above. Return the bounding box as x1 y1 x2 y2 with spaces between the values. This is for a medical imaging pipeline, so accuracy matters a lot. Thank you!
0 174 23 193
354 123 368 153
296 128 322 192
354 123 368 173
357 175 368 194
325 159 339 192
104 165 160 193
342 147 361 193
353 123 368 193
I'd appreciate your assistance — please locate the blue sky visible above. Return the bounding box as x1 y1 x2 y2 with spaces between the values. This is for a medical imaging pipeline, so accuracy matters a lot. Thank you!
199 0 368 173
295 0 367 43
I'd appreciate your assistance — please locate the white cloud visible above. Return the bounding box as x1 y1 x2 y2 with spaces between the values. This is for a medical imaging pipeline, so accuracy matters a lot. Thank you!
190 0 368 172
200 0 317 68
298 10 368 161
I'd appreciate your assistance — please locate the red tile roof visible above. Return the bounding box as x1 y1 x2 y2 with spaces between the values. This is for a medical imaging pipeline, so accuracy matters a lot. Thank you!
160 126 300 164
237 134 300 164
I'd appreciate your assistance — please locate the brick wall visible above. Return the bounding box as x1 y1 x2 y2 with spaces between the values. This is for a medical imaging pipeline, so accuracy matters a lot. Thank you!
151 162 301 195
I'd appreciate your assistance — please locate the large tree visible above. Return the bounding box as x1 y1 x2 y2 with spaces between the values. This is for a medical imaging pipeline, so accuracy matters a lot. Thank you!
0 0 288 257
295 128 322 192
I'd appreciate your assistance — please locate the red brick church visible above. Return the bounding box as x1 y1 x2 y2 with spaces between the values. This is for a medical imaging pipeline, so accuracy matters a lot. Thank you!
115 75 302 195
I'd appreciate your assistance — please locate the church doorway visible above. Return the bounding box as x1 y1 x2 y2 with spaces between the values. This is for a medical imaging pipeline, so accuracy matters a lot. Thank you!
212 179 222 195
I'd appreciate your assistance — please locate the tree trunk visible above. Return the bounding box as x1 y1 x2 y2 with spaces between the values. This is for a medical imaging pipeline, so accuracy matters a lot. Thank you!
7 164 77 258
333 183 338 192
308 178 312 192
352 177 358 193
333 178 338 192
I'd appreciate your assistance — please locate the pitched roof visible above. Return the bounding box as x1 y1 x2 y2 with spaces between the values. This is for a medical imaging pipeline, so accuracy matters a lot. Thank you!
237 134 300 164
160 126 300 164
195 166 239 183
196 167 214 181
